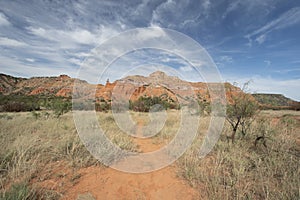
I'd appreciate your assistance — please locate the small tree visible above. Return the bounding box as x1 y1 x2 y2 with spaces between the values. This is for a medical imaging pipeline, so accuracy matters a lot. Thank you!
226 82 259 143
51 99 71 117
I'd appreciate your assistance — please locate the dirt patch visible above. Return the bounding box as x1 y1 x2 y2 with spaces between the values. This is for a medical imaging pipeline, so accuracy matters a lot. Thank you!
63 165 199 200
30 117 200 199
31 161 77 197
132 137 163 153
132 120 164 153
62 120 199 199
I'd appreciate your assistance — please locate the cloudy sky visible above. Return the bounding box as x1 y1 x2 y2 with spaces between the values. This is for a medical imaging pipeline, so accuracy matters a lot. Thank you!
0 0 299 100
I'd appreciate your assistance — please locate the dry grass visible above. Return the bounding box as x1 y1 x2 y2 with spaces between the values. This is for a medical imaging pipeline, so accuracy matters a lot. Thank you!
97 112 138 152
0 110 299 199
0 111 137 198
177 111 300 199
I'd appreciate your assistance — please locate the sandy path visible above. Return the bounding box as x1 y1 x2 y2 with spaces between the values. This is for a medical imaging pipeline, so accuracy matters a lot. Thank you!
62 121 199 200
63 165 198 200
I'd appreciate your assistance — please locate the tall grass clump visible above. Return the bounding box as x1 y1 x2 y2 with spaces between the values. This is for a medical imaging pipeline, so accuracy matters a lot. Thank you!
0 112 99 194
178 111 300 199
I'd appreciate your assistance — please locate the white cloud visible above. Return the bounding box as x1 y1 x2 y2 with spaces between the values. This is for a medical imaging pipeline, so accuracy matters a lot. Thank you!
69 29 96 44
136 26 166 40
150 0 211 29
69 51 91 58
25 58 35 62
255 34 266 44
252 7 300 35
202 0 211 10
0 37 27 47
222 0 240 19
179 65 193 72
0 12 10 26
27 25 120 48
220 55 233 63
246 7 300 45
28 27 95 46
68 58 82 66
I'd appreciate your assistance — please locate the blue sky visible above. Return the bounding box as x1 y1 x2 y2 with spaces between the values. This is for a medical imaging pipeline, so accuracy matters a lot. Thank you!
0 0 299 100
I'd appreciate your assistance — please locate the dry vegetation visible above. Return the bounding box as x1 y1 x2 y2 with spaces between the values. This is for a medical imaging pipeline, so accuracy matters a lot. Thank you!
178 110 300 199
0 110 299 199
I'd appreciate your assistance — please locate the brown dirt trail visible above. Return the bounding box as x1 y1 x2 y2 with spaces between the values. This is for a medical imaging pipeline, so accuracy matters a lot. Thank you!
63 165 198 200
62 121 200 199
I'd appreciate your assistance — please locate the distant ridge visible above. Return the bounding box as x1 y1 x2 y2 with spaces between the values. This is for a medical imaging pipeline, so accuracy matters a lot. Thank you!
0 72 237 103
0 72 299 110
252 93 299 109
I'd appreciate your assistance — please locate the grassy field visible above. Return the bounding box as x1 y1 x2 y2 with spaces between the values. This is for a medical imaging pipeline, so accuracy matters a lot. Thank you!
178 110 300 199
0 110 299 199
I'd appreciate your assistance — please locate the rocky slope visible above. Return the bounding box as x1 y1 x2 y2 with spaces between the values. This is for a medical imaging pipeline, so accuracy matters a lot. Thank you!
252 93 300 110
1 72 298 109
252 93 294 107
0 71 239 103
0 73 82 97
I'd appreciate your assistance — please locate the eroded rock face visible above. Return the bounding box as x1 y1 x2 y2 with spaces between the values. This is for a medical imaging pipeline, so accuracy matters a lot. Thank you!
0 71 240 103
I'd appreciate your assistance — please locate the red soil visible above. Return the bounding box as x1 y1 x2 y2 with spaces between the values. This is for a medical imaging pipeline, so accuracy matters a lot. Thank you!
36 121 200 200
63 165 198 200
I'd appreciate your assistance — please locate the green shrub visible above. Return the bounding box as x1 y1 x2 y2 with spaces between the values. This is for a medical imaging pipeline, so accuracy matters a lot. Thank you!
129 96 179 112
0 94 40 112
45 98 71 117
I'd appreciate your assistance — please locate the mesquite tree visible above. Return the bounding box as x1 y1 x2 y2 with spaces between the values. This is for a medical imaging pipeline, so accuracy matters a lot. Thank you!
226 82 259 143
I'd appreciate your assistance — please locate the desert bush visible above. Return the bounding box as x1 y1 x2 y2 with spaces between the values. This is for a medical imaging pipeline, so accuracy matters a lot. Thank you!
129 96 179 112
178 113 300 199
226 82 259 142
0 94 40 112
72 100 94 111
95 101 110 112
0 94 74 114
0 102 38 112
73 99 111 112
48 99 71 118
